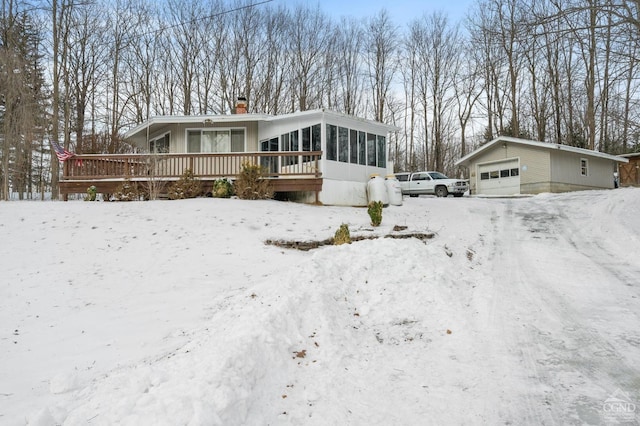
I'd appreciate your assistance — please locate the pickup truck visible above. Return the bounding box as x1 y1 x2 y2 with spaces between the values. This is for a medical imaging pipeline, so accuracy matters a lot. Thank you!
394 171 469 197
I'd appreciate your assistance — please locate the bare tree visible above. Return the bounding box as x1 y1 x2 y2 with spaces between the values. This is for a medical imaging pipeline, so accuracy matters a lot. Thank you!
423 12 460 171
286 4 333 111
68 2 107 154
122 0 160 124
454 41 483 161
251 4 288 114
333 17 364 115
364 9 400 122
469 2 506 142
402 19 423 171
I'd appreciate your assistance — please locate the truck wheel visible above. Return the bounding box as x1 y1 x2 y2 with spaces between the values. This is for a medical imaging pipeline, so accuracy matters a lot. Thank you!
435 186 448 197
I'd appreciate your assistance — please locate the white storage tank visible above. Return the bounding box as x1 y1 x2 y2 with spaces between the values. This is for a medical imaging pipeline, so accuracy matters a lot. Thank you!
385 175 403 206
367 174 389 206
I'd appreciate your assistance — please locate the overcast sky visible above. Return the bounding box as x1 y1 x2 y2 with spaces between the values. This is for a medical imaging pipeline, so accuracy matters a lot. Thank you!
297 0 476 26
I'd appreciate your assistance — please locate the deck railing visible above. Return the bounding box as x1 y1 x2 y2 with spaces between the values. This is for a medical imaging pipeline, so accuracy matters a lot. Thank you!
62 151 322 180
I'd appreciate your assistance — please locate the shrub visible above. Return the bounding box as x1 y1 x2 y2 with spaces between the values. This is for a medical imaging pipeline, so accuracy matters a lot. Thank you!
213 178 234 198
367 201 383 227
84 185 97 201
168 169 202 200
333 224 351 245
112 179 141 201
233 162 273 200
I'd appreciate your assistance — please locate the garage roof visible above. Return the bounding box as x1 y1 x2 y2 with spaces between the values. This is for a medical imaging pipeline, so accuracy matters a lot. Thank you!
456 136 629 166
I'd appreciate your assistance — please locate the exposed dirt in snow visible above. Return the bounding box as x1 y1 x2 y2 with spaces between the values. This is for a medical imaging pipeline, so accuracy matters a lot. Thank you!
264 227 434 250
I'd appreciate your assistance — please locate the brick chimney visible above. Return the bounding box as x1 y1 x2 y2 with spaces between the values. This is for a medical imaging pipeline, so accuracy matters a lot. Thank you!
235 96 247 114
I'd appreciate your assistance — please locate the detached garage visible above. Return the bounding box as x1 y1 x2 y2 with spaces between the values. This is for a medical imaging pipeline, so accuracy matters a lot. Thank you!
456 136 628 196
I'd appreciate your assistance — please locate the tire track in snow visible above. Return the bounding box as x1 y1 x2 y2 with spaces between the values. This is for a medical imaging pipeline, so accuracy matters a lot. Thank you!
468 201 560 425
478 197 640 425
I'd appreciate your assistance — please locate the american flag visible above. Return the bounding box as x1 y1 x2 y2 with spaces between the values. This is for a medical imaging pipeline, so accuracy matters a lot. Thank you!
50 140 75 162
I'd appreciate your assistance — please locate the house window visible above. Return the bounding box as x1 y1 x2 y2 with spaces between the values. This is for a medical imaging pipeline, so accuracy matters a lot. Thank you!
500 169 510 178
338 127 349 162
377 135 386 168
510 168 519 177
187 128 245 153
326 124 337 161
301 124 321 162
302 127 310 152
349 129 358 164
358 131 366 165
480 172 490 180
581 158 588 176
367 133 376 166
231 129 245 152
282 130 300 166
259 137 279 174
150 133 170 153
312 124 321 152
322 124 386 168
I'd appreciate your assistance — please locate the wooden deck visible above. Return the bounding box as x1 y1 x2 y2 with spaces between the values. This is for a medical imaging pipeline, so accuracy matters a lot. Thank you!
59 151 323 199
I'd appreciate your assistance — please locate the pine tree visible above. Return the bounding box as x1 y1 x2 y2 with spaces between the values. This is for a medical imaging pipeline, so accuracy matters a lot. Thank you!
0 5 48 200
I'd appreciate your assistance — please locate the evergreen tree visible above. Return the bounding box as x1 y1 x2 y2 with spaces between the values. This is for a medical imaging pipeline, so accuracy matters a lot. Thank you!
0 4 48 200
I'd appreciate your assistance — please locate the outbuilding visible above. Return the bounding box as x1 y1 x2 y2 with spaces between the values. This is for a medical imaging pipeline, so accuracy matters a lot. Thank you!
455 136 628 196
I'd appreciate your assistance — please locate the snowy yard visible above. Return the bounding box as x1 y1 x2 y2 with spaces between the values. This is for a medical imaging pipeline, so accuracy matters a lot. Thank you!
1 189 639 425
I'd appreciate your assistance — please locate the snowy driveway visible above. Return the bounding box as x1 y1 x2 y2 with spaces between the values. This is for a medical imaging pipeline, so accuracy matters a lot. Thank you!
463 194 640 424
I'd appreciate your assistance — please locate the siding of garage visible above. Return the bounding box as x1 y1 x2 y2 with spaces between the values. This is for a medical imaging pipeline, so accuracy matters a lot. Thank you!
470 143 550 194
550 150 615 191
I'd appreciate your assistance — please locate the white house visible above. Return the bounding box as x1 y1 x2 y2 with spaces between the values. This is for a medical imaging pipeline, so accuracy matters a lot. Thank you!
123 107 399 206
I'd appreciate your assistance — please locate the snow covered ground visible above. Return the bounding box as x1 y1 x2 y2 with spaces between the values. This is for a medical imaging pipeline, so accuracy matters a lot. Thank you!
1 188 639 425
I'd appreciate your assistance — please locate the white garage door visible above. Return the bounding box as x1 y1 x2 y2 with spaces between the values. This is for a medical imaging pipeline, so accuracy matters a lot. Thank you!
477 159 520 195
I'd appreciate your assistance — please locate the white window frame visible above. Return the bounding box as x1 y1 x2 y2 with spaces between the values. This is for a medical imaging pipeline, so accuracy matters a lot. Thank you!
150 132 170 153
580 158 589 176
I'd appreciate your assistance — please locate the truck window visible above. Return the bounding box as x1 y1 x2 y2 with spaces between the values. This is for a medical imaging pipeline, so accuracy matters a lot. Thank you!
412 173 427 181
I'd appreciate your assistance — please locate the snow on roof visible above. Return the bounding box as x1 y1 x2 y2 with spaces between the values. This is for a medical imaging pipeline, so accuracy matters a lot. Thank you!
620 152 640 159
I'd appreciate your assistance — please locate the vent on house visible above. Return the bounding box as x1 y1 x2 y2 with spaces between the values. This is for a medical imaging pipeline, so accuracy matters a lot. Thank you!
235 96 247 114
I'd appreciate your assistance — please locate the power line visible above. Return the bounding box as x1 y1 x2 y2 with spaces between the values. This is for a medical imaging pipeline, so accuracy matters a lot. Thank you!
136 0 274 40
